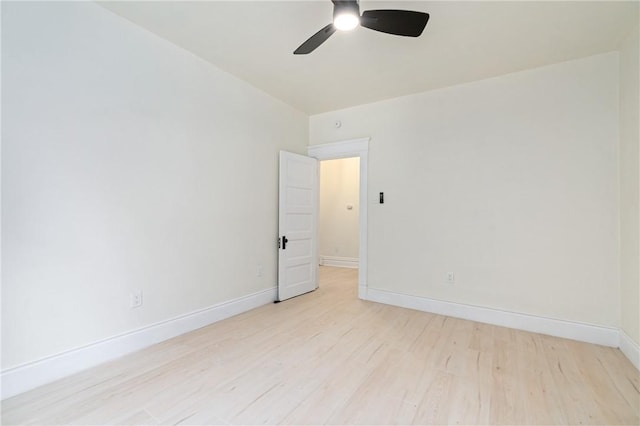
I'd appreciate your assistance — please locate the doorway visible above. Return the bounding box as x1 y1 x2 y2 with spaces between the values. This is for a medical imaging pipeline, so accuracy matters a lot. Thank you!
318 157 360 271
308 138 369 299
318 157 360 299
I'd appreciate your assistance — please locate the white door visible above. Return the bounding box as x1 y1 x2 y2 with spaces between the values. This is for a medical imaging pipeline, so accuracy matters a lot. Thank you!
278 151 318 301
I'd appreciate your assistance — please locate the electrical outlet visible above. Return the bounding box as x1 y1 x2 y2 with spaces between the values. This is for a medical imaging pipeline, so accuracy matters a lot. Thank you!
130 290 143 308
446 272 455 284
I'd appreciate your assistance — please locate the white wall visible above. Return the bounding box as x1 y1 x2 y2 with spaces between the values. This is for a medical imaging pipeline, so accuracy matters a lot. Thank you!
319 158 360 264
1 2 308 371
310 53 620 328
619 24 640 347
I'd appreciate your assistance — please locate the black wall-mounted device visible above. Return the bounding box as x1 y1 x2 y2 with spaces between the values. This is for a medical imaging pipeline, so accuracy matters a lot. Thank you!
379 192 384 204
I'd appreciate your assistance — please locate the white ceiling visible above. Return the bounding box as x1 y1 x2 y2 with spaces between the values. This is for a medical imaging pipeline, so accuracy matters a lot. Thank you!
99 1 638 115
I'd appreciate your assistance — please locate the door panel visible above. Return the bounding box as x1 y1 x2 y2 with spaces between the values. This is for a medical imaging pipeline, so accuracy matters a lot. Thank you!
278 151 318 301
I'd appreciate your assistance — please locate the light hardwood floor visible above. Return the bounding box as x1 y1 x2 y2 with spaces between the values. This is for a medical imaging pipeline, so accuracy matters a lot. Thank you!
2 266 639 425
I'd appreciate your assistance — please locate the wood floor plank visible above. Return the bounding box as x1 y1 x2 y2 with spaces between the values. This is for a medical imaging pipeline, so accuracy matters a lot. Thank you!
2 266 638 425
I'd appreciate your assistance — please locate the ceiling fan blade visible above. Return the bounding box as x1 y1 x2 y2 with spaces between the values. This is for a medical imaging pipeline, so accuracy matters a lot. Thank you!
360 10 430 37
294 23 337 54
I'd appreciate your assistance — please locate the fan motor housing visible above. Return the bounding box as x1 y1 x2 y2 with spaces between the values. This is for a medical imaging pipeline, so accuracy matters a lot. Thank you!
333 0 360 20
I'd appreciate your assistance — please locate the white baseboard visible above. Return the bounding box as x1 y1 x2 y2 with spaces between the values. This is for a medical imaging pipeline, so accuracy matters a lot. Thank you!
3 285 636 401
619 330 640 370
0 287 277 400
320 255 358 269
364 288 620 348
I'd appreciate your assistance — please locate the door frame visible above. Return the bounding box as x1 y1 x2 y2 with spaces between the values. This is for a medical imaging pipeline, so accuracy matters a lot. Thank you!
308 137 369 299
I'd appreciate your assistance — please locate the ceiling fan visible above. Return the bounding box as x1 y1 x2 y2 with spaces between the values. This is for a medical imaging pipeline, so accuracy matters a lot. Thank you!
294 0 430 54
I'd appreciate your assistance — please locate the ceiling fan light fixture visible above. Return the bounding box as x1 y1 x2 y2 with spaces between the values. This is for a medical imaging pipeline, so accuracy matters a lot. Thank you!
334 12 359 31
294 0 430 55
